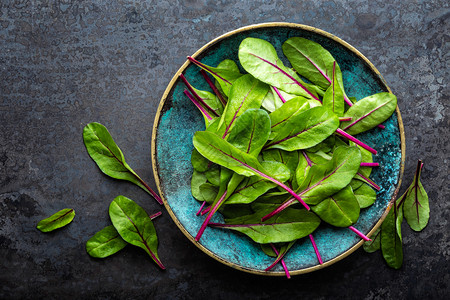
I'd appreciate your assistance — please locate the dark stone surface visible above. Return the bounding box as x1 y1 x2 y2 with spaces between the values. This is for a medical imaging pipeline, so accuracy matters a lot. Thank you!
0 1 448 299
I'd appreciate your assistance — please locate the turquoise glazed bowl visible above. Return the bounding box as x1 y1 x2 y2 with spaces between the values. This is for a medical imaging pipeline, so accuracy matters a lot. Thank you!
151 23 405 276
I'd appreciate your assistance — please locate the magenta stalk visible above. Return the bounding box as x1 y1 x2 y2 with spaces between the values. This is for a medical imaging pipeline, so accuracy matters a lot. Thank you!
149 211 162 220
195 191 228 242
196 201 206 216
348 226 371 241
309 234 323 264
336 128 377 155
272 86 286 103
200 70 227 107
356 172 381 191
270 243 290 279
184 90 213 120
360 162 379 167
180 73 219 117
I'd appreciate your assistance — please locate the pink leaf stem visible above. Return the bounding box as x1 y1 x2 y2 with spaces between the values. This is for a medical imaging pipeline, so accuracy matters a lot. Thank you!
184 90 213 121
309 234 323 264
187 56 232 84
336 128 377 155
200 70 227 107
272 86 286 103
196 201 206 216
348 226 371 241
195 191 227 242
357 172 381 191
269 243 290 279
180 73 219 117
360 162 379 167
339 117 353 122
200 206 211 216
378 124 386 129
149 211 162 220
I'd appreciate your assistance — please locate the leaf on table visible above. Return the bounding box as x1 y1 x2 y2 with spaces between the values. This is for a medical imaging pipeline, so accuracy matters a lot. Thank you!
36 208 75 233
381 204 403 269
363 227 381 253
86 225 127 258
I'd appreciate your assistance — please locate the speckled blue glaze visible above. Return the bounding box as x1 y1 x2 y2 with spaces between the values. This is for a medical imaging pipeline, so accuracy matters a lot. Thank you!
155 26 402 273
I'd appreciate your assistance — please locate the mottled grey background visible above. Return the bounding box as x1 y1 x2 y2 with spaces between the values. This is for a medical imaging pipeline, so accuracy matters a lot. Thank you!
0 0 448 299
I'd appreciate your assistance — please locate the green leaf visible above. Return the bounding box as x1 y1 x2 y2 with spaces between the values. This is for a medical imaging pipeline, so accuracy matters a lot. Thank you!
268 97 310 139
86 225 127 258
83 122 161 204
261 149 299 181
36 208 75 232
238 37 318 99
261 89 283 112
298 146 362 205
363 227 381 253
210 208 321 244
109 196 165 269
381 204 403 269
402 161 430 231
265 106 339 151
312 186 360 227
354 184 377 208
227 109 271 156
205 164 221 186
192 86 223 126
191 149 209 172
340 93 397 135
218 75 269 137
322 63 345 117
198 183 219 203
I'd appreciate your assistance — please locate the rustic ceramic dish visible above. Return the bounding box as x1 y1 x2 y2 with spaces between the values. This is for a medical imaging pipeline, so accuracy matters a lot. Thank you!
151 23 405 276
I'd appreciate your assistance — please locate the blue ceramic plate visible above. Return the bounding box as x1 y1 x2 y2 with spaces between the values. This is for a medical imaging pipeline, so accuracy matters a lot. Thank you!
152 23 405 276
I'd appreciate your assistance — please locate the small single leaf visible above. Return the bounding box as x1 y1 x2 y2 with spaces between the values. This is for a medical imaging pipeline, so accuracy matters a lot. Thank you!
402 161 430 231
210 209 320 244
261 149 300 181
83 122 162 204
198 183 219 203
354 184 377 208
340 93 397 135
363 227 381 253
238 37 319 99
109 196 165 269
312 186 360 227
269 97 310 139
322 63 345 116
191 170 208 201
86 225 127 258
381 204 403 269
265 106 339 151
36 208 75 232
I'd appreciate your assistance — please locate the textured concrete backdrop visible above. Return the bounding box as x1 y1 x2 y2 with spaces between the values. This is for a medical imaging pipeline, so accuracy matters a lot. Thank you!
0 0 448 299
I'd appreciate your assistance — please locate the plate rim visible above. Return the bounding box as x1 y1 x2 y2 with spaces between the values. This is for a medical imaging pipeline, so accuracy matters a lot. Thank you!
151 22 406 276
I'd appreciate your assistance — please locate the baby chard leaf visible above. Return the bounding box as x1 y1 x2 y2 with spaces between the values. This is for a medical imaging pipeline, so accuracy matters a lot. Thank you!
109 196 165 269
311 186 360 227
322 62 345 117
209 209 320 244
340 93 397 135
269 97 310 139
363 227 381 253
354 183 377 208
86 225 127 258
381 203 403 269
83 122 162 205
265 106 339 151
238 37 319 100
37 208 75 232
401 160 430 231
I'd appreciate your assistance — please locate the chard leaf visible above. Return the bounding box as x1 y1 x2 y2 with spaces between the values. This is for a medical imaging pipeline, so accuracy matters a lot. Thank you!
381 204 403 269
354 183 377 208
210 209 320 243
191 149 209 172
264 241 296 270
192 86 224 117
191 170 208 201
261 89 283 112
265 106 339 151
188 57 243 97
282 37 343 90
83 122 162 205
205 164 221 186
227 109 271 156
340 93 397 135
312 186 360 227
226 161 290 204
109 196 165 269
238 37 319 100
198 183 219 203
322 62 345 116
363 227 381 253
218 74 269 137
36 208 75 233
401 161 430 231
269 97 310 139
261 149 300 181
86 225 127 258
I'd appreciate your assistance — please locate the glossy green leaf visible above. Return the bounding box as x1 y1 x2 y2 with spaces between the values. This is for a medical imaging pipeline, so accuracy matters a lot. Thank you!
36 208 75 232
238 37 318 99
210 208 320 243
83 122 161 204
363 227 381 253
268 97 310 139
354 183 377 208
205 164 221 186
86 225 127 258
191 170 208 201
265 106 339 151
381 204 403 269
109 196 164 269
191 149 209 172
261 149 299 181
227 109 271 156
322 63 345 116
218 74 269 137
198 183 219 203
340 93 397 135
261 89 283 112
312 186 360 227
401 161 430 231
